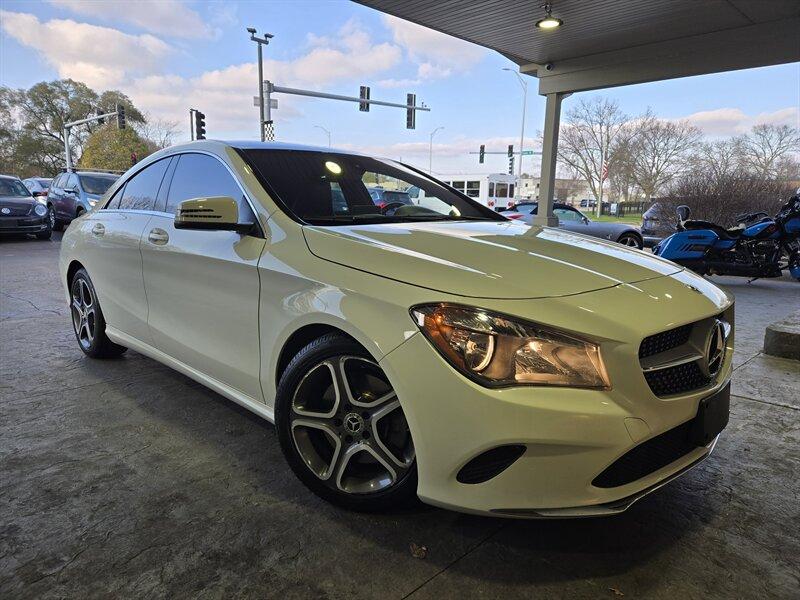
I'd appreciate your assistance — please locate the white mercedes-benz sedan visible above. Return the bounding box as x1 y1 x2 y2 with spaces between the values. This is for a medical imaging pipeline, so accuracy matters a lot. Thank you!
59 141 734 517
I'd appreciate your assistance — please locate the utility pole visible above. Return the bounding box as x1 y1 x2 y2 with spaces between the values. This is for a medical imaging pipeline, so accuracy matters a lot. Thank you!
429 126 444 173
314 125 331 147
502 68 528 200
248 27 274 142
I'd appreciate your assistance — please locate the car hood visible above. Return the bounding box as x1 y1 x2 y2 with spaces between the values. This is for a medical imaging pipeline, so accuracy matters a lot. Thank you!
303 221 683 299
0 196 35 212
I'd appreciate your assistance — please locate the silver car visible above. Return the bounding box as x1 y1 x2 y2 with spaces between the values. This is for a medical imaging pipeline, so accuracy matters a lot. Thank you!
504 202 644 249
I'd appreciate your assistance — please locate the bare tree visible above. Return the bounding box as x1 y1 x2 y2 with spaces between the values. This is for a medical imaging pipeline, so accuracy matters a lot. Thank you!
606 127 639 202
691 139 739 182
558 97 628 216
627 109 701 200
135 113 179 151
735 124 800 178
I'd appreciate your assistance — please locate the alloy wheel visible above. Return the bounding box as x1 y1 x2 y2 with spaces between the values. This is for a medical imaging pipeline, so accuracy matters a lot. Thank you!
289 356 414 495
48 207 56 229
71 278 96 351
619 234 641 248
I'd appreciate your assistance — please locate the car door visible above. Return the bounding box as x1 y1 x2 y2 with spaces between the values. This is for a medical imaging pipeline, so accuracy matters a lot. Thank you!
49 174 66 219
141 152 266 401
62 173 81 219
80 157 173 344
554 206 588 233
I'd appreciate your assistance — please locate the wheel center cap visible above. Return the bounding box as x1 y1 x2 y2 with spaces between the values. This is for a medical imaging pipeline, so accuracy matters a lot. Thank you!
343 412 364 434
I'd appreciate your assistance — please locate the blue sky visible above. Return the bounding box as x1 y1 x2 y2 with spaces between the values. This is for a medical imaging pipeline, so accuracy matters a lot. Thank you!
1 0 798 174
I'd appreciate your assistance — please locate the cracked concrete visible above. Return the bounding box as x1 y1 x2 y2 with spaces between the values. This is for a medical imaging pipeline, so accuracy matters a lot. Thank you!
1 233 799 599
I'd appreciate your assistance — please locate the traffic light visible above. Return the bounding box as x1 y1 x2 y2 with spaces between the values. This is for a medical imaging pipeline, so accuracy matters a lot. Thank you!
479 144 485 164
359 85 370 112
508 144 514 175
406 93 416 129
116 104 126 129
194 111 206 140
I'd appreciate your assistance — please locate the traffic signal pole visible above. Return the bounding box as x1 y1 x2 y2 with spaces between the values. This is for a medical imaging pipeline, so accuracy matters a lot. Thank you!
62 105 123 171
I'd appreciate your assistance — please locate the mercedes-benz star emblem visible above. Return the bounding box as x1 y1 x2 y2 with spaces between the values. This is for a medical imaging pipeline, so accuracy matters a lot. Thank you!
702 319 728 377
1 208 10 215
343 412 364 435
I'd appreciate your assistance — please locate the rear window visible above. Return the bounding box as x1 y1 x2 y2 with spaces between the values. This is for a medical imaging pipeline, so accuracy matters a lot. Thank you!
240 149 502 226
79 175 117 195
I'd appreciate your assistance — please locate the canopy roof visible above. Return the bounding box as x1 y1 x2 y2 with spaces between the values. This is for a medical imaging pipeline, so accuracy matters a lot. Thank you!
355 0 800 93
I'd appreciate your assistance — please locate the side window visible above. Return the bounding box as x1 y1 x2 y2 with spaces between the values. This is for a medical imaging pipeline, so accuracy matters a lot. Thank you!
66 174 79 191
465 181 480 198
104 184 125 210
118 158 171 211
554 208 582 222
489 182 495 196
166 154 252 221
52 174 64 189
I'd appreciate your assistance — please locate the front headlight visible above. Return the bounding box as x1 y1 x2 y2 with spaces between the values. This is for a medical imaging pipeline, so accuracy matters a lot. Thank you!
411 304 610 389
34 203 47 216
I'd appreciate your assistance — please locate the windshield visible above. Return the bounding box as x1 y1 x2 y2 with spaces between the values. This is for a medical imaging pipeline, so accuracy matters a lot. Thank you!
240 149 504 225
0 179 31 197
79 174 117 195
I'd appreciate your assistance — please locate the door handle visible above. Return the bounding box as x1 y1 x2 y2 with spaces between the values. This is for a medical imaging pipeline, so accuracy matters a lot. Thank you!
148 228 169 245
91 223 105 236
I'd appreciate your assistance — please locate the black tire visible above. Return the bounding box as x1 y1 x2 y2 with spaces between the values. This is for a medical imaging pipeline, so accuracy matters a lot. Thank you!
47 205 57 230
69 269 127 358
617 232 643 249
275 333 417 511
35 228 52 240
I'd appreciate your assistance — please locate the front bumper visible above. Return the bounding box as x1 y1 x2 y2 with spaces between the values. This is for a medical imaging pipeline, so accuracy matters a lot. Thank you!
378 274 733 518
0 215 49 234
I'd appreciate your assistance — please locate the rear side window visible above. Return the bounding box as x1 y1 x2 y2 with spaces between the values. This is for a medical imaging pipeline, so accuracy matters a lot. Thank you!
117 159 171 211
165 153 248 217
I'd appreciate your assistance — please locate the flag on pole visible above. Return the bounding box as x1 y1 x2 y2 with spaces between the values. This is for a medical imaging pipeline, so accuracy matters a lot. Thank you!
601 162 609 182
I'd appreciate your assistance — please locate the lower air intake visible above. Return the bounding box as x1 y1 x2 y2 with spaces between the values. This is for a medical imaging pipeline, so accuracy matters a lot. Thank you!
456 445 526 484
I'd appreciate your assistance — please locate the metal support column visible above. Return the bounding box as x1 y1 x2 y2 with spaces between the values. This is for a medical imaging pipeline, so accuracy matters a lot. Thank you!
533 92 565 227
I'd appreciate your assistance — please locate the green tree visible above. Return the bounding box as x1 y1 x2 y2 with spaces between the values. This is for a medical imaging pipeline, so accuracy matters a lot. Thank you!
79 124 152 171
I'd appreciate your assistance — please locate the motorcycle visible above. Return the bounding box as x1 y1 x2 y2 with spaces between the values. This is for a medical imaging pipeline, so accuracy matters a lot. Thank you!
653 193 800 281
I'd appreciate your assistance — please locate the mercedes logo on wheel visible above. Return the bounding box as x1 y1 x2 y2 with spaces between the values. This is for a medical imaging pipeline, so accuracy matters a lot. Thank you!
343 412 364 435
702 319 728 377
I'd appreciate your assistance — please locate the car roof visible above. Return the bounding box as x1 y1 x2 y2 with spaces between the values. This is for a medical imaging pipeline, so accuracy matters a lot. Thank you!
0 174 22 181
72 171 119 177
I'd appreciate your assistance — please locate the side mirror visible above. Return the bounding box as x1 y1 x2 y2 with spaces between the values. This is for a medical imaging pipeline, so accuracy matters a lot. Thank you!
582 216 589 224
174 196 253 234
676 205 690 222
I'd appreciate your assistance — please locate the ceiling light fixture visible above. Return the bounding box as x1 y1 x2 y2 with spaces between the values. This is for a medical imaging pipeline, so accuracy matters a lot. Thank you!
535 2 563 29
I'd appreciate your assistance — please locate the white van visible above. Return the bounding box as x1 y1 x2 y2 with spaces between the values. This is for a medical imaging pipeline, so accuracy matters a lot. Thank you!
435 173 517 210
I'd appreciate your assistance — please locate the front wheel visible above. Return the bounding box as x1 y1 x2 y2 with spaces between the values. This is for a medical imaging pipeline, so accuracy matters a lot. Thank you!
70 269 127 358
617 232 643 249
275 334 417 511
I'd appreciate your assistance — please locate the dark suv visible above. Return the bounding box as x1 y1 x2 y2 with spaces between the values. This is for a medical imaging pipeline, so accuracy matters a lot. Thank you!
47 171 119 230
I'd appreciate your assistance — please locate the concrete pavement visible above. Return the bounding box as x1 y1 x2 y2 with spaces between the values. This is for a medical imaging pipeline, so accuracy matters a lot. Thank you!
1 233 798 599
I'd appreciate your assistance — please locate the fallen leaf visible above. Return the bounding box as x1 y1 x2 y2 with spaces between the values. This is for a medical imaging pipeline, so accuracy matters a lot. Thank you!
609 588 624 596
409 542 428 559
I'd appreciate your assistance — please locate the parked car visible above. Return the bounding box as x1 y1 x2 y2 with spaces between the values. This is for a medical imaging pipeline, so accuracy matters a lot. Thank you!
641 202 677 247
504 202 644 248
47 170 119 230
0 174 52 240
23 177 52 199
579 198 596 208
59 141 733 517
367 187 412 211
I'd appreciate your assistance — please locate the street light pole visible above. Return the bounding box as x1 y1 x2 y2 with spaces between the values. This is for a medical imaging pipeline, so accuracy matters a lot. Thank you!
429 126 444 173
314 125 331 148
502 68 528 199
248 27 273 142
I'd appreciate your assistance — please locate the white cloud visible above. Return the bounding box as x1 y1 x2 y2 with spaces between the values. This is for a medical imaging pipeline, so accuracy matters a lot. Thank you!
0 11 171 88
377 78 421 89
1 12 405 136
682 106 800 136
48 0 214 39
382 15 485 80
